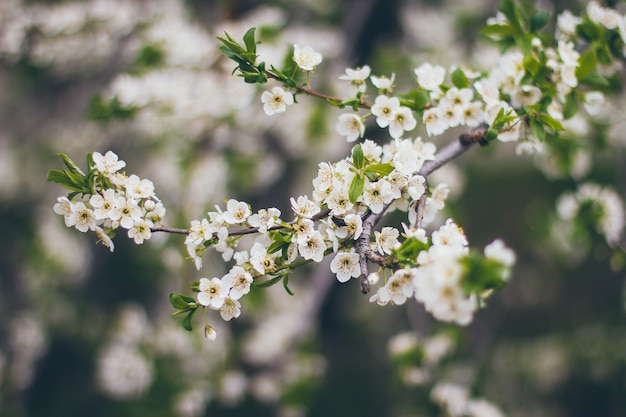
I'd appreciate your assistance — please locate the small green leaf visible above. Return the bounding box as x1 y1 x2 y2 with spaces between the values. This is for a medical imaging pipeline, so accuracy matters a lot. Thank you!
411 89 431 110
169 292 197 310
575 50 597 81
499 0 522 31
450 68 469 89
348 175 364 204
254 275 284 288
529 11 549 33
530 117 546 141
579 73 609 88
282 275 294 296
57 153 85 176
485 128 499 142
352 144 364 169
480 24 516 40
536 113 564 132
243 27 257 54
563 91 579 120
182 309 197 331
365 163 394 177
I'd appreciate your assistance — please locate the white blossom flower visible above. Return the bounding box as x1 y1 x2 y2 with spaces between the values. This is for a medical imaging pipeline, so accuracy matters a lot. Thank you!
373 268 416 305
204 325 217 341
431 219 467 248
583 91 605 115
222 199 251 224
290 195 320 218
414 63 445 91
197 277 227 309
261 87 294 116
94 226 115 252
461 102 485 127
125 174 155 199
371 95 400 128
293 44 322 71
344 213 363 239
222 266 253 300
53 196 73 226
249 242 275 275
336 113 365 142
388 106 417 138
110 196 142 229
330 252 360 283
363 179 394 213
298 230 326 262
325 188 354 216
339 65 371 92
423 107 448 136
127 219 153 244
484 239 516 267
67 201 96 232
431 382 469 417
557 10 581 36
407 175 427 200
93 151 126 175
219 297 241 321
587 1 621 29
511 85 542 108
371 73 395 92
557 41 580 67
247 208 281 233
96 345 153 399
89 189 118 220
375 226 400 255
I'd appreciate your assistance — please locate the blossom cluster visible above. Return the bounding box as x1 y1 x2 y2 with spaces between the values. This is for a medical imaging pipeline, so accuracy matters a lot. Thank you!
370 220 515 325
53 151 165 251
556 182 625 247
181 133 516 333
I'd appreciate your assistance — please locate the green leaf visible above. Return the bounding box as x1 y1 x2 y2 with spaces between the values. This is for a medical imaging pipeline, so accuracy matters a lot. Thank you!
365 163 394 177
352 144 364 169
461 253 507 294
267 232 292 254
530 117 546 141
575 50 597 81
282 275 294 296
579 73 609 88
411 89 431 110
348 175 364 204
394 237 429 263
536 113 564 132
182 309 197 331
255 275 284 288
562 91 579 120
529 11 549 33
243 27 257 54
46 170 90 194
485 128 499 142
480 23 516 40
450 68 469 89
57 153 85 176
169 292 197 310
499 0 522 31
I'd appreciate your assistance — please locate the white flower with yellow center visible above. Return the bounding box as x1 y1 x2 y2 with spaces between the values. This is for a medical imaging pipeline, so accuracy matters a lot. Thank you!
222 199 251 224
261 87 294 116
293 44 322 71
68 201 97 233
330 252 360 283
197 277 227 309
336 113 365 142
128 219 153 244
222 266 253 300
